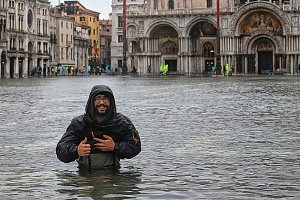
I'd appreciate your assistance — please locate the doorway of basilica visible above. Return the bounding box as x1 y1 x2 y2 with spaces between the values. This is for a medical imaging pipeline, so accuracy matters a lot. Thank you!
165 60 177 72
256 39 274 74
258 51 273 74
205 59 214 72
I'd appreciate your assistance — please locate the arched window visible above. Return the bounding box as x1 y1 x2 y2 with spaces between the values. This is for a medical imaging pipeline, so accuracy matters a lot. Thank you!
161 40 178 55
207 0 212 8
168 0 174 9
203 42 214 57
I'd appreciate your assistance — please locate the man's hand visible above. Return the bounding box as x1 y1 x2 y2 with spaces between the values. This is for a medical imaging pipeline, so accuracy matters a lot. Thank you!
93 135 115 152
77 137 91 156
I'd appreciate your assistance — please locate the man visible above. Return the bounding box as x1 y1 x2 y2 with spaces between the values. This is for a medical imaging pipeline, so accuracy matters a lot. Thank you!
56 85 141 169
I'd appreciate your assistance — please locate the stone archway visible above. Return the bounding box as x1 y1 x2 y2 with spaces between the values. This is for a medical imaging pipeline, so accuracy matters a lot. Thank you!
149 25 179 72
253 38 275 74
188 21 217 74
189 21 217 53
234 7 285 74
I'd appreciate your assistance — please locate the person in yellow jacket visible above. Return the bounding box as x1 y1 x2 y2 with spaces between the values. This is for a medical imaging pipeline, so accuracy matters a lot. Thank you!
160 65 164 75
225 64 229 76
163 64 168 76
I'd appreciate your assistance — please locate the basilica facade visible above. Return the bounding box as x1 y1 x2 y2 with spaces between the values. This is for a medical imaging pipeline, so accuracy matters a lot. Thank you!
111 0 300 75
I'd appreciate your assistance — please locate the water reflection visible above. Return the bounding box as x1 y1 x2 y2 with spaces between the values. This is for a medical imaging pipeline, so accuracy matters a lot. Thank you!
56 169 142 199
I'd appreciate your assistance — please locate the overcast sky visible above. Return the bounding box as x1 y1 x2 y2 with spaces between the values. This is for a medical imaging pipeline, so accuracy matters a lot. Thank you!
50 0 112 19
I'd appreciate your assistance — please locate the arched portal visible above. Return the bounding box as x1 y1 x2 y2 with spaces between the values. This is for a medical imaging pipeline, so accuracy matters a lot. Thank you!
235 9 284 74
150 25 179 73
253 38 275 74
189 21 217 53
188 21 217 74
1 51 6 78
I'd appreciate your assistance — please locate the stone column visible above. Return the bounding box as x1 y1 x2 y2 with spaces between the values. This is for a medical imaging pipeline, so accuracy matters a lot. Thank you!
245 56 248 74
290 55 293 74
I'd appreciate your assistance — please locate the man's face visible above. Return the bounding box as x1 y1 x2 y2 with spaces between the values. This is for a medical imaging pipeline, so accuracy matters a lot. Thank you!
94 94 110 116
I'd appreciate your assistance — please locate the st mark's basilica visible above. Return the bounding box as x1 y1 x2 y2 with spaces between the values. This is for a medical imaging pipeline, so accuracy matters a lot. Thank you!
111 0 300 75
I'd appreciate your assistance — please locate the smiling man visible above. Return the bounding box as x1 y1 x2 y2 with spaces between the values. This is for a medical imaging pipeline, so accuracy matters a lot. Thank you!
56 85 141 169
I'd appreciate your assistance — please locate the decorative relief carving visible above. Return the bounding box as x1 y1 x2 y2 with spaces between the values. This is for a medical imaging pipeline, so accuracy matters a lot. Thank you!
243 31 282 54
230 3 290 35
128 25 137 38
222 18 228 29
292 16 298 27
139 21 144 30
239 11 283 35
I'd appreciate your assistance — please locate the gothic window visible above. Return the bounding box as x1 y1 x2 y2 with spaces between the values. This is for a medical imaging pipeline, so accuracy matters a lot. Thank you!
168 0 174 9
0 19 2 38
153 0 158 9
183 0 187 8
9 0 14 8
257 41 273 51
28 42 33 53
190 22 217 37
203 42 214 57
9 14 15 30
19 39 24 50
118 35 123 43
151 26 178 39
207 0 212 8
43 21 48 35
10 38 15 49
18 16 23 31
118 16 123 27
161 40 178 55
37 19 41 34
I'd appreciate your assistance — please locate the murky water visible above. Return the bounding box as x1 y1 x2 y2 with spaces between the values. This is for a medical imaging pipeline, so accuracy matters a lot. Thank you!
0 75 299 199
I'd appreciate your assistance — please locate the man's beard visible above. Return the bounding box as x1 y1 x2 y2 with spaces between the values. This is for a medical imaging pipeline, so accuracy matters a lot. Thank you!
95 105 109 116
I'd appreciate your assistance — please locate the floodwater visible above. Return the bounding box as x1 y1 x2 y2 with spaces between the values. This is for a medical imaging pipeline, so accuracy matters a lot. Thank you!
0 75 299 200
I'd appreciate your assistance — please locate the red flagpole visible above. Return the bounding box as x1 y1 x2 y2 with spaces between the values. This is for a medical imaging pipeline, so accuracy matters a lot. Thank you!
217 0 220 29
122 0 127 75
216 0 221 75
123 0 126 30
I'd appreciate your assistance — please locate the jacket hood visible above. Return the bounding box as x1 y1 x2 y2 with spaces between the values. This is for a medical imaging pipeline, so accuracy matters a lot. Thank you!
85 85 117 124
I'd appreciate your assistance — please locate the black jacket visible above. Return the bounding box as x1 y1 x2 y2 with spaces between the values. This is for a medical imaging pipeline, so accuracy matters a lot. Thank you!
56 85 141 163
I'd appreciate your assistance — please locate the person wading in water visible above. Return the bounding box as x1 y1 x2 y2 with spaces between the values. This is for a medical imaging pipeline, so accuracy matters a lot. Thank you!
56 85 141 169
